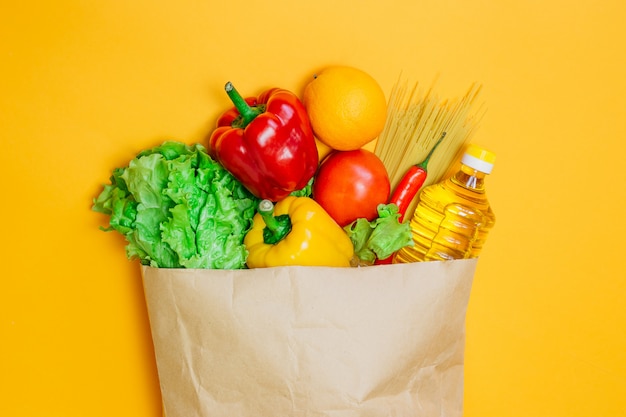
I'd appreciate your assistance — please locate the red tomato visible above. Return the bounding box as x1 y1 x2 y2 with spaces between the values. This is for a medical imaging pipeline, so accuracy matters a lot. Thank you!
312 149 390 227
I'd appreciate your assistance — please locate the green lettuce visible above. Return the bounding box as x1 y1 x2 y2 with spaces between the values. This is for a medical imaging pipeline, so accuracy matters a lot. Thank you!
289 177 314 198
344 204 413 264
93 141 259 269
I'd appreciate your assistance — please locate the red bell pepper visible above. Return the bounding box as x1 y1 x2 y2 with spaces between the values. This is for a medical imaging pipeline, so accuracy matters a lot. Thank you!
208 82 319 202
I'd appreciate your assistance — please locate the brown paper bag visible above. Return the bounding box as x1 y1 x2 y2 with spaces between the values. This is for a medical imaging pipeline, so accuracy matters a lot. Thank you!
141 258 478 417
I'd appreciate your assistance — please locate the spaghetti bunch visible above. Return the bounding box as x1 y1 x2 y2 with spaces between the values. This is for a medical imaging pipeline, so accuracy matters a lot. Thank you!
374 78 484 198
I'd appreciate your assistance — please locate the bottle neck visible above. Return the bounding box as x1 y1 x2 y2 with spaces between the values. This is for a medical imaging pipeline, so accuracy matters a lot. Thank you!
451 163 488 191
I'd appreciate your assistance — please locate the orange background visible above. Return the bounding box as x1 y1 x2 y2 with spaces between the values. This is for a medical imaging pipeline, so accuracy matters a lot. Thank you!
2 1 625 416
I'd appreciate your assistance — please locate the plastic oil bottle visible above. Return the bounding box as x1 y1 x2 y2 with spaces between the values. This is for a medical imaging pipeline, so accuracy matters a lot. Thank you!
393 144 496 263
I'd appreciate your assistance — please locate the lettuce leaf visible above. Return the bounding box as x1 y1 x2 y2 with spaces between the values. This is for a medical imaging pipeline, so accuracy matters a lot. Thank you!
289 177 314 198
93 141 259 269
344 204 413 264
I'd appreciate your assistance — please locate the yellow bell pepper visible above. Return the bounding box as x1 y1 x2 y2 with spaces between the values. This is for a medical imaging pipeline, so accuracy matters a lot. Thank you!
244 196 354 268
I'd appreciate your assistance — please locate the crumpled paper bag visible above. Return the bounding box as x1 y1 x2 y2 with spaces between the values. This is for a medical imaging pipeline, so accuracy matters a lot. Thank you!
141 258 478 417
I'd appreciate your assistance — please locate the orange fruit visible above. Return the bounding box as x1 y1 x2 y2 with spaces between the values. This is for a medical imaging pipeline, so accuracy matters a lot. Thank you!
303 66 387 151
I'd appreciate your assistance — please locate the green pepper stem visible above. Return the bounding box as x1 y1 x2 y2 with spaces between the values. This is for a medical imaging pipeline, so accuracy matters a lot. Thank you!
258 200 280 230
225 82 264 127
416 131 447 170
258 199 292 244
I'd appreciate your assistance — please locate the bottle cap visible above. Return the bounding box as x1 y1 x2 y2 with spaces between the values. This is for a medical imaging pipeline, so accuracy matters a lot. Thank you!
462 144 496 174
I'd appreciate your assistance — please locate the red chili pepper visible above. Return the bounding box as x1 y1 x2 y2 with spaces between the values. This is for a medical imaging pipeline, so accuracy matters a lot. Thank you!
374 132 447 265
389 132 447 223
374 255 394 265
208 82 319 202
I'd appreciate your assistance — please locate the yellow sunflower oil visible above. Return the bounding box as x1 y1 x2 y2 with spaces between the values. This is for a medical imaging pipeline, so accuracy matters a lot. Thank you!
393 144 496 263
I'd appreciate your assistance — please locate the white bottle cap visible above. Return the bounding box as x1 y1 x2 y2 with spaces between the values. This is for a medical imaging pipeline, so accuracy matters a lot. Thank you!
461 144 496 174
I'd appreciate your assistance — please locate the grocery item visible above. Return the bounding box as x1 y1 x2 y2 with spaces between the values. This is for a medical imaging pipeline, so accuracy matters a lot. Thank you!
394 144 496 263
244 196 354 268
375 79 483 218
209 82 318 202
303 66 387 151
344 203 412 265
389 131 446 223
92 141 258 269
312 148 390 227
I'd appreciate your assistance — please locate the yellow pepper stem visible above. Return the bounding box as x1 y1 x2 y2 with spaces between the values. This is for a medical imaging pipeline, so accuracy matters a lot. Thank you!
258 199 292 244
